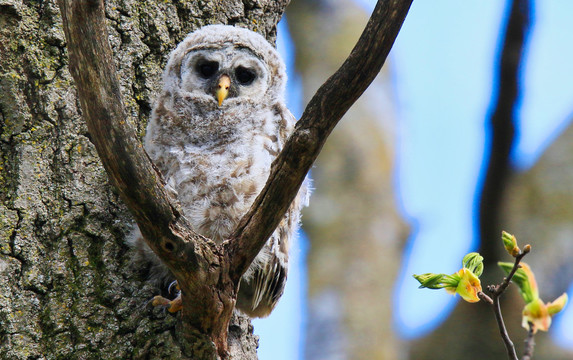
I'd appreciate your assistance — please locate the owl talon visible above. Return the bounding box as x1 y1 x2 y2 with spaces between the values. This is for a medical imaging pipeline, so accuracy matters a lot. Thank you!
151 294 183 313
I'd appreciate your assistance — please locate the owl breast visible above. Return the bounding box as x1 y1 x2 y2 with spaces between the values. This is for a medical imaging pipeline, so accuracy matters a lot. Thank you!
145 98 281 243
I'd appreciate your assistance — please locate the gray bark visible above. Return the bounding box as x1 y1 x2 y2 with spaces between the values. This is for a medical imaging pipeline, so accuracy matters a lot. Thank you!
0 0 286 358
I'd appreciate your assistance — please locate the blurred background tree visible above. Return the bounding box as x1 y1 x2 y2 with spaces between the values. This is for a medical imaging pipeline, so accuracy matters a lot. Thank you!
257 0 573 359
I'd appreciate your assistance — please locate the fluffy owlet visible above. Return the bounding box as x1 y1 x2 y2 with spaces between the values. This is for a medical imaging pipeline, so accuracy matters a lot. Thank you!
132 24 310 318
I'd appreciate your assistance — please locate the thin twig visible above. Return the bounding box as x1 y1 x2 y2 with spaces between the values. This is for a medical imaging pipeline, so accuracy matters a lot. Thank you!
522 322 535 360
492 293 519 360
486 246 531 360
479 0 533 355
495 247 530 296
478 291 494 305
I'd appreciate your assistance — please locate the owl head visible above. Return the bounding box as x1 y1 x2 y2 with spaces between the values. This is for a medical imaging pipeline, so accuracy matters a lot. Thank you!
161 25 287 108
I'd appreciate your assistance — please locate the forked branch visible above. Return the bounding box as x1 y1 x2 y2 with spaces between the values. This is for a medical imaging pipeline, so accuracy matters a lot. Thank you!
58 0 412 357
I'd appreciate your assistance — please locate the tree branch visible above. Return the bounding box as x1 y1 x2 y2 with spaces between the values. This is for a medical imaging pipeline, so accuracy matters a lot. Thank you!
57 0 196 274
477 2 534 357
226 0 413 282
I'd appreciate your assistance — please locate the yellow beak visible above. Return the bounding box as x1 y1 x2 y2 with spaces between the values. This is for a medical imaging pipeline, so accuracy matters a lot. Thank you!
216 75 231 106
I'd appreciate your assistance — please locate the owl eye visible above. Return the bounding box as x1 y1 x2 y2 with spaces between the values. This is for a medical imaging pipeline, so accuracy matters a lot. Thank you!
235 66 256 85
196 61 219 78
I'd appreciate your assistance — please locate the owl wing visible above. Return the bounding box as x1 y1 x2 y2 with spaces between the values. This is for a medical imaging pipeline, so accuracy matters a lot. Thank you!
236 106 311 318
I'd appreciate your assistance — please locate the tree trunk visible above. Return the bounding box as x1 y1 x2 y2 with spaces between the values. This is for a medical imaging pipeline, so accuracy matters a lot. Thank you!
0 0 287 358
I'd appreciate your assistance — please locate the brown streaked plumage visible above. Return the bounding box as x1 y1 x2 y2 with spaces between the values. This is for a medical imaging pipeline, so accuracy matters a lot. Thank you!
131 25 310 318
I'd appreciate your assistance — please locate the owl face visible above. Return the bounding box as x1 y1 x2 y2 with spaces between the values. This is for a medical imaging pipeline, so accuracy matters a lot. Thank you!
161 25 287 109
180 46 270 106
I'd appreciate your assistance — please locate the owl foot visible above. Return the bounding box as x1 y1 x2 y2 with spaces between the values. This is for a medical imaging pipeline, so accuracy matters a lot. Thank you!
151 294 183 313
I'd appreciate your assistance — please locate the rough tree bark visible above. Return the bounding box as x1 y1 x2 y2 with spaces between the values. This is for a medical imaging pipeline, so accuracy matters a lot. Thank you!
1 1 286 358
1 0 411 358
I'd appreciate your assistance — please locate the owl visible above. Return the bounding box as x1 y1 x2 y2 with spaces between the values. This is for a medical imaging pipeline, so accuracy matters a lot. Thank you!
133 24 310 318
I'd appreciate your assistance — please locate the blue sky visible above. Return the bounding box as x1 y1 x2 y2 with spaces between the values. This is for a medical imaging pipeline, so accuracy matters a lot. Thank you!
389 0 573 344
255 1 573 358
391 1 501 336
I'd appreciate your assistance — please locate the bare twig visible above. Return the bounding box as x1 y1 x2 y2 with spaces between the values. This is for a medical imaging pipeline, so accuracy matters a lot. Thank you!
495 247 530 296
492 291 519 360
478 0 533 355
522 322 536 360
485 247 531 360
478 291 494 305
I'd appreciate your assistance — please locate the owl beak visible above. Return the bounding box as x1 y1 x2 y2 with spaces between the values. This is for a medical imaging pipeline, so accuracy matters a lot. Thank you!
216 75 231 106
